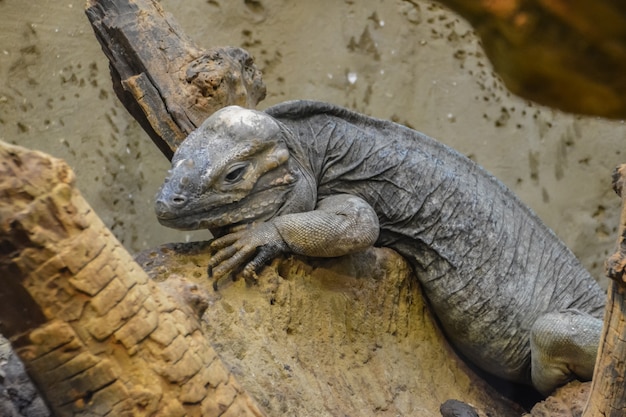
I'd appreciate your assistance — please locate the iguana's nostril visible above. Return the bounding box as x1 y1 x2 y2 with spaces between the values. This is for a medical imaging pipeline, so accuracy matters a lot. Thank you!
171 195 187 206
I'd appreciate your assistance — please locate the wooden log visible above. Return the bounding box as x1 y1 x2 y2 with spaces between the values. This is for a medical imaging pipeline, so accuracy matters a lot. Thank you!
582 165 626 417
0 141 266 417
85 0 267 159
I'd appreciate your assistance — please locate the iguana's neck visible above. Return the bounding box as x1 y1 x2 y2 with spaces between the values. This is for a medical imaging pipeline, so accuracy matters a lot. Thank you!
276 156 317 216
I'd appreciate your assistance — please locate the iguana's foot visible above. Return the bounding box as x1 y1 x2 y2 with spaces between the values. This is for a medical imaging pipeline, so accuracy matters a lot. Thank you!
530 309 602 395
207 222 287 290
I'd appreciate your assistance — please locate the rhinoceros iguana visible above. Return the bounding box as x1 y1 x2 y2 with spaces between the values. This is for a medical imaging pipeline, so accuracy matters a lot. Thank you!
155 100 606 395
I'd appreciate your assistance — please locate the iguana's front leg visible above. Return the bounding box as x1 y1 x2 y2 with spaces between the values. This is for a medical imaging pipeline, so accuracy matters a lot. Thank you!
208 194 380 284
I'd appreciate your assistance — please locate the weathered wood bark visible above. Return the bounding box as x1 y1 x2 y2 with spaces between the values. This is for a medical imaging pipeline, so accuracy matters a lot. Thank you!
436 0 626 119
582 165 626 417
85 0 266 159
0 141 266 417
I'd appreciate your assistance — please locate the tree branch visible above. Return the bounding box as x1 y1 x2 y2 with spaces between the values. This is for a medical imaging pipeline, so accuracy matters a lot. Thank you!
85 0 266 159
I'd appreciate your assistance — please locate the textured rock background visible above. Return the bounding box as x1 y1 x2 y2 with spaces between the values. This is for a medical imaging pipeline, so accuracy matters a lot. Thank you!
1 0 624 286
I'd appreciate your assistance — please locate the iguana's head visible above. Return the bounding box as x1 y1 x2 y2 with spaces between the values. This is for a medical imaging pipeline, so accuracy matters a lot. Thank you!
155 106 305 232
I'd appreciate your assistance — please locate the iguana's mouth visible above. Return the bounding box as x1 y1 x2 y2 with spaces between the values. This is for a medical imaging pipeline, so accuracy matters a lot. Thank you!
156 185 291 231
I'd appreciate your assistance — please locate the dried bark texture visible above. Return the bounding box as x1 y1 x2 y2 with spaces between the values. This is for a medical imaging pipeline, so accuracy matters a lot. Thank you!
436 0 626 119
136 242 525 417
0 141 266 417
581 165 626 417
85 0 267 159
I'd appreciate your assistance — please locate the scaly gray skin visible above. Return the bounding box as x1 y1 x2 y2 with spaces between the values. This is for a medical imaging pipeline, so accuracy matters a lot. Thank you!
155 100 606 395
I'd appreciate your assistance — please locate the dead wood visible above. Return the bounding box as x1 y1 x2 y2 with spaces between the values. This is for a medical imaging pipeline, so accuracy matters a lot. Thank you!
524 381 590 417
0 141 265 417
85 0 266 159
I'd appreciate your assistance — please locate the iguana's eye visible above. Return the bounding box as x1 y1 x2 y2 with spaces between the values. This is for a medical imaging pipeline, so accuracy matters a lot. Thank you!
223 163 248 184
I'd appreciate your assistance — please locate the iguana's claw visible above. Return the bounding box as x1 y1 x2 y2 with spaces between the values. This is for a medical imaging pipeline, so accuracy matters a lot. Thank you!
207 222 287 285
213 273 237 291
242 245 282 279
211 270 235 292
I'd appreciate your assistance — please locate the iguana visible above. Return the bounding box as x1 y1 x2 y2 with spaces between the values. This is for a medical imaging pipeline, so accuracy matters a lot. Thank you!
155 100 606 395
